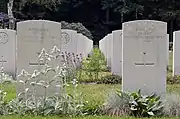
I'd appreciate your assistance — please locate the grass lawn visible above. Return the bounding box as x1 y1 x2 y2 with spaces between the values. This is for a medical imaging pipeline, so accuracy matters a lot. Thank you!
168 51 173 77
0 52 178 119
4 83 180 106
2 83 180 119
1 83 180 119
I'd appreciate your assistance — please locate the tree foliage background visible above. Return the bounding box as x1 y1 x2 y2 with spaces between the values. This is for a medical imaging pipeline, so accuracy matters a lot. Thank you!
9 0 180 44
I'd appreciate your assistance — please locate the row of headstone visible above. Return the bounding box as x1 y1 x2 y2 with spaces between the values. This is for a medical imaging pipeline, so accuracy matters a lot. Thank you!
100 30 170 78
0 20 93 78
77 33 93 57
173 31 180 76
0 29 16 77
99 31 122 76
99 20 168 95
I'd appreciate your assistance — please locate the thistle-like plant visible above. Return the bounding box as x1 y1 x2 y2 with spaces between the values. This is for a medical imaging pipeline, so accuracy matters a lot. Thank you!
16 69 31 100
13 46 84 116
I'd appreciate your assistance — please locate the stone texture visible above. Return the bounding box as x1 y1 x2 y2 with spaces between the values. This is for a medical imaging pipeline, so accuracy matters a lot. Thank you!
173 31 180 76
61 29 78 54
106 33 112 68
16 20 62 99
167 34 169 66
111 30 122 76
16 20 61 75
77 33 93 58
122 20 167 95
0 29 16 78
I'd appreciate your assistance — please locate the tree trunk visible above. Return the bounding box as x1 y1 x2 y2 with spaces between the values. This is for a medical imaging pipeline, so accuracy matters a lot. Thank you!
170 19 174 43
136 9 138 19
7 0 15 29
106 8 109 23
121 13 124 23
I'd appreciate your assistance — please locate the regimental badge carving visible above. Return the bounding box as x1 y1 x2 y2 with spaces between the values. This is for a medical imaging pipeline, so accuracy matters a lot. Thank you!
0 32 8 44
135 22 156 36
124 21 158 37
60 32 70 44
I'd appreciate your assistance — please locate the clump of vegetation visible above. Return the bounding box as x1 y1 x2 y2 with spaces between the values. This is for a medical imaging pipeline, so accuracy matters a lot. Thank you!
0 46 89 116
169 42 173 51
167 75 180 84
163 93 180 117
103 90 131 116
81 102 103 116
129 90 163 117
78 48 107 83
103 89 163 117
97 75 122 84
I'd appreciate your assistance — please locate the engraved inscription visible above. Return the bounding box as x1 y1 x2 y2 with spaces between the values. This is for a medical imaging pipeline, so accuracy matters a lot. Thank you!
27 24 54 41
135 63 154 66
134 52 155 66
29 63 45 66
29 52 45 66
124 35 164 40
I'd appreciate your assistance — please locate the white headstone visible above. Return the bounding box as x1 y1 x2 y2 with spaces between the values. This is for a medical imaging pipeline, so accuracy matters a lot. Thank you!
167 34 169 66
17 20 61 75
61 29 78 54
85 37 93 55
16 20 62 99
90 39 93 52
111 30 122 76
83 35 93 56
0 29 16 77
101 36 108 58
122 20 167 95
173 31 180 76
77 33 88 57
99 35 111 67
99 38 106 56
106 33 112 68
99 40 102 49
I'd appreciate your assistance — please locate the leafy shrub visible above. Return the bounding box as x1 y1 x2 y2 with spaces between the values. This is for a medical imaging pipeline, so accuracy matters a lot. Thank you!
162 93 180 117
169 42 173 51
167 66 172 73
81 103 103 116
97 75 122 84
80 48 107 82
61 21 93 39
167 75 180 84
8 94 84 116
103 89 163 117
129 90 163 117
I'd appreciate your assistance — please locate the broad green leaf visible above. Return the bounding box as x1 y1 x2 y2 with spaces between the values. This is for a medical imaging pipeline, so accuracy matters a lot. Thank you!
147 111 154 116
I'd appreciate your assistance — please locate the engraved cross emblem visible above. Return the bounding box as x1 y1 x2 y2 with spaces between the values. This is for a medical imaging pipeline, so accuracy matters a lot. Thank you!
29 52 45 67
134 37 155 67
135 52 155 66
0 56 7 68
